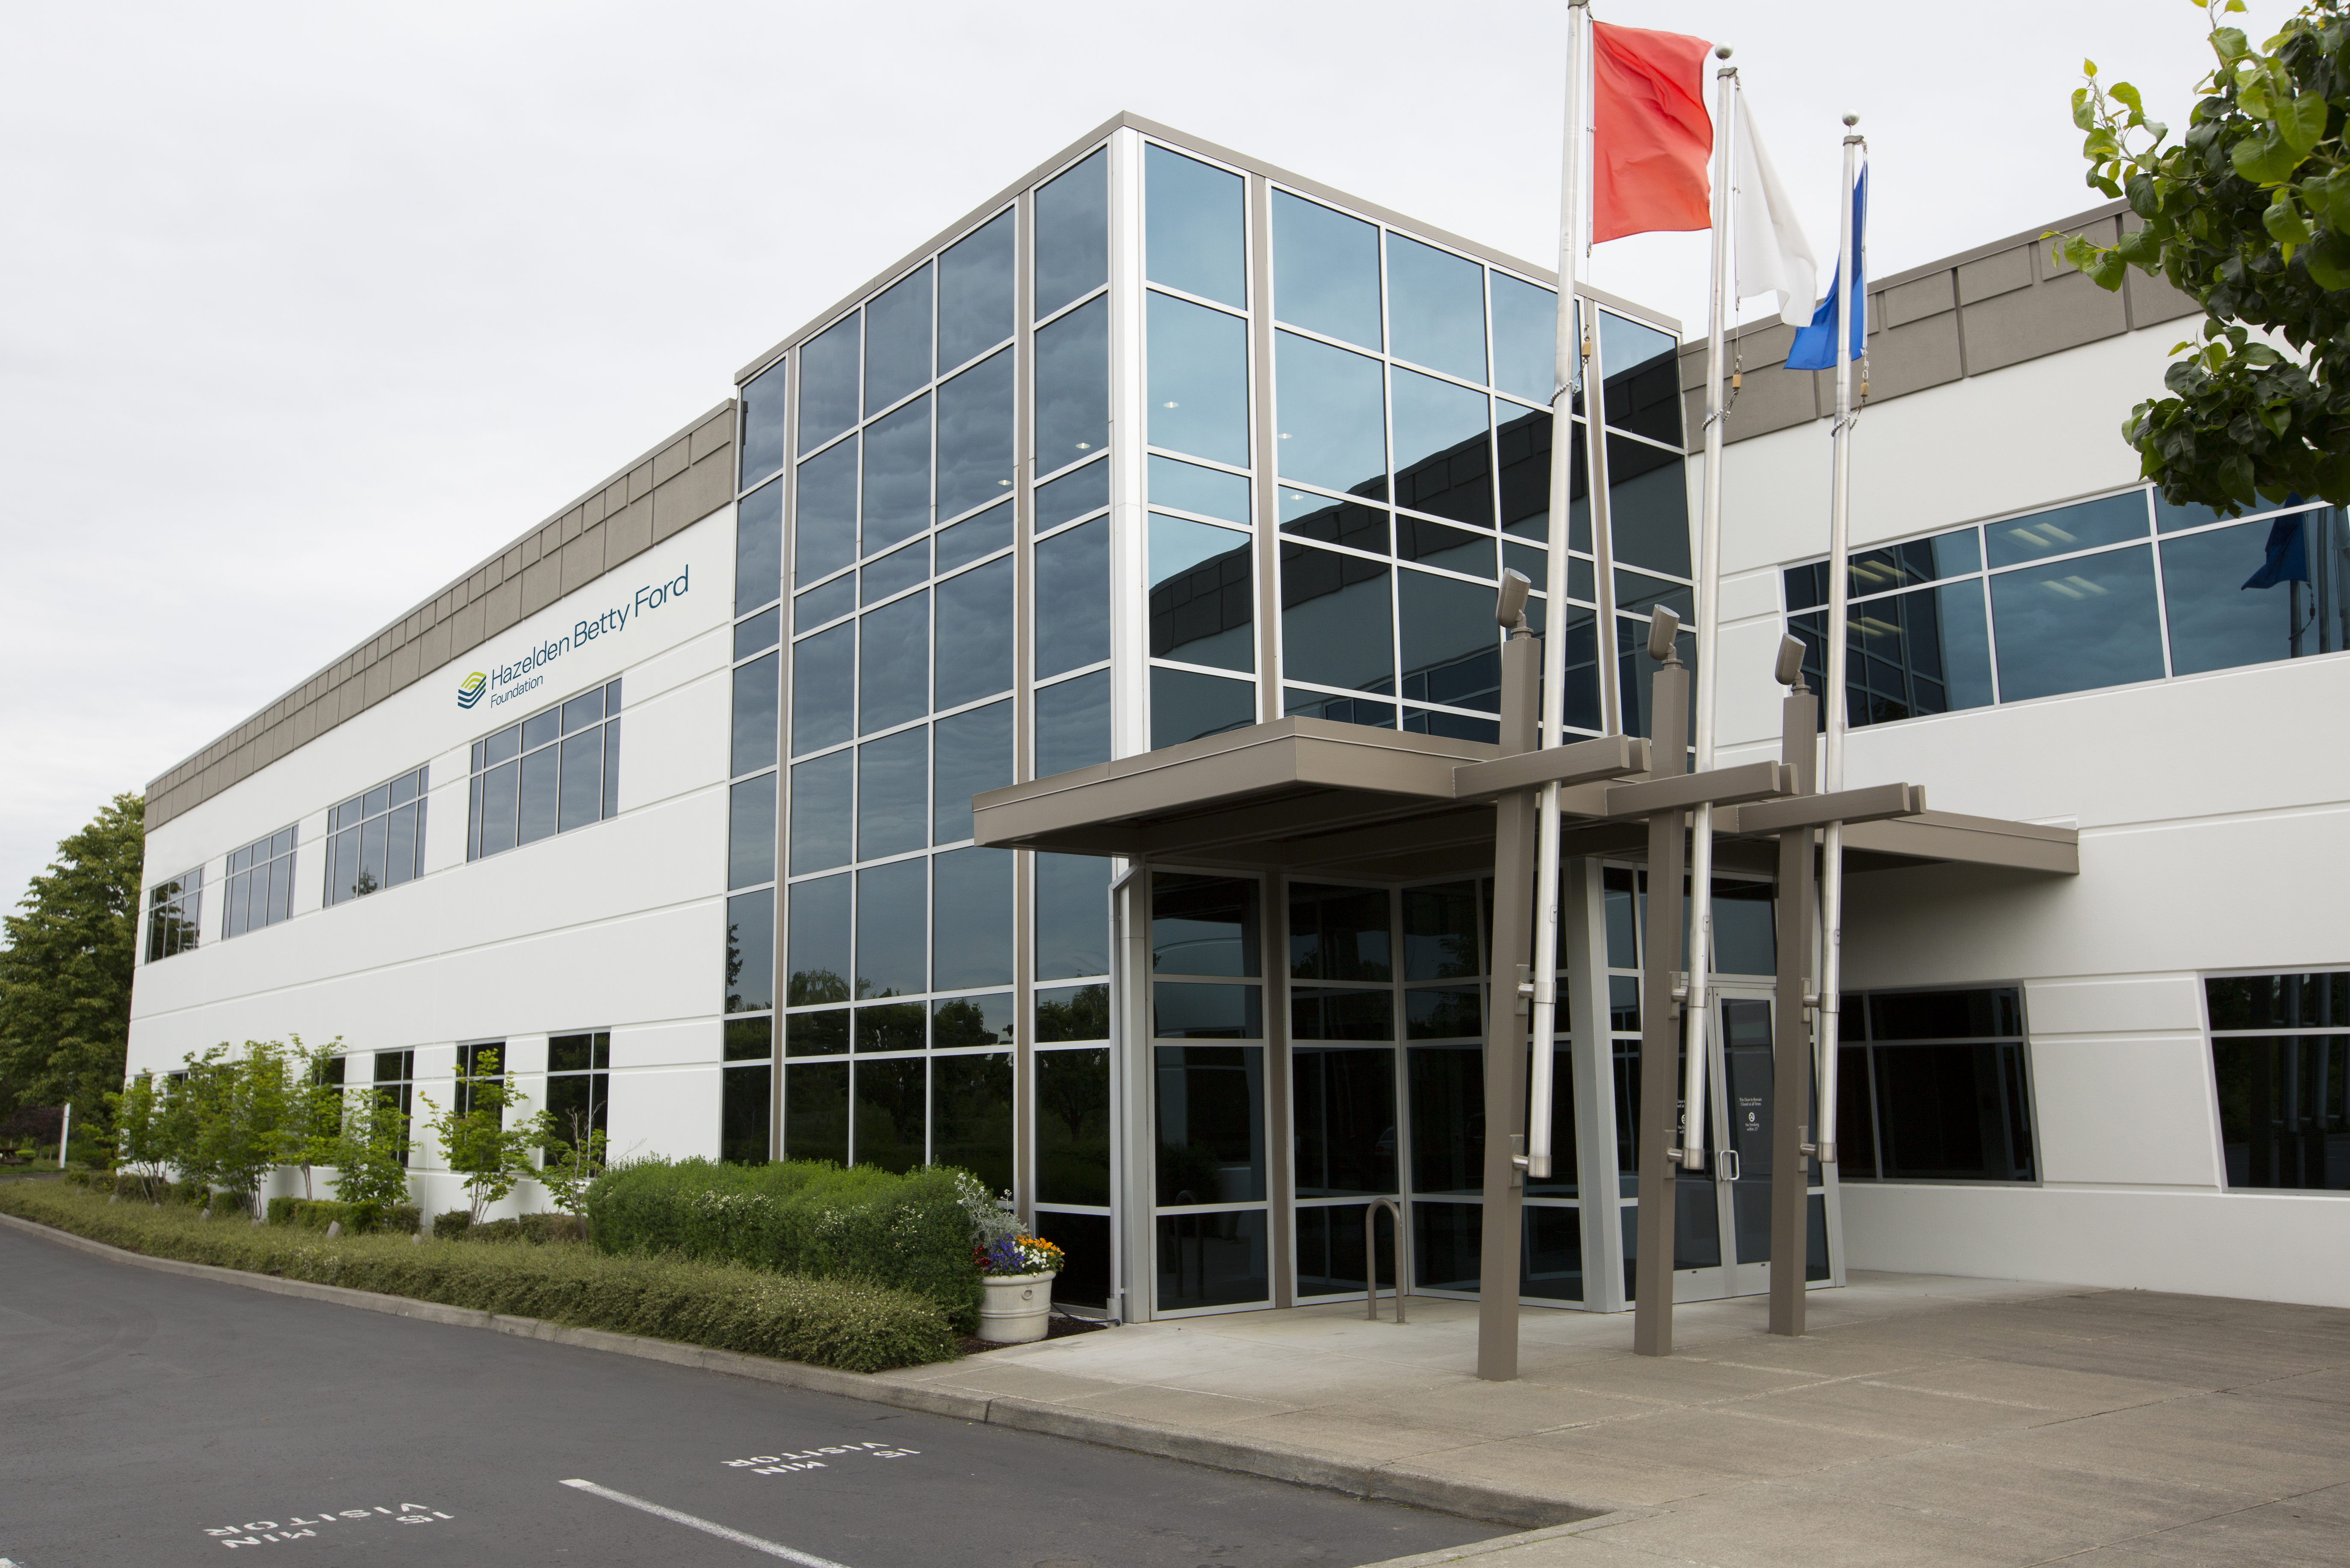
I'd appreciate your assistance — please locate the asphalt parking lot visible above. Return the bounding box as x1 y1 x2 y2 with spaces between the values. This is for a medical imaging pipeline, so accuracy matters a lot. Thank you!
0 1223 1500 1568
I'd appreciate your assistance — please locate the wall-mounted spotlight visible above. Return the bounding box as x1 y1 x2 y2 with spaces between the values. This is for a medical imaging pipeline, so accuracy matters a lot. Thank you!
1646 605 1682 662
1495 568 1532 632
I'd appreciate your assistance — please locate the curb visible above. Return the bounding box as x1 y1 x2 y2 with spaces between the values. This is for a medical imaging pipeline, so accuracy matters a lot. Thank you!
0 1209 1603 1530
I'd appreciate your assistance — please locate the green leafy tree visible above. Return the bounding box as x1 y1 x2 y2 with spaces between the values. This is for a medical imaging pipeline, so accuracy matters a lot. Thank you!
534 1119 609 1219
108 1071 169 1200
273 1036 348 1200
331 1087 413 1210
187 1040 291 1215
421 1048 541 1225
0 794 142 1131
2060 0 2350 512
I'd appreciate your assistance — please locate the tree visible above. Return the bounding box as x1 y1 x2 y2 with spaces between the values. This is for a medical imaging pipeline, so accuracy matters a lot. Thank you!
188 1040 291 1215
330 1087 413 1210
108 1072 169 1201
272 1036 348 1201
2060 0 2350 514
420 1048 541 1225
0 794 142 1130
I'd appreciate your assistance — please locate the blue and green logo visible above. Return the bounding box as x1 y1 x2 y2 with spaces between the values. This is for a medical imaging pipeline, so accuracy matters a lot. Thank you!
457 671 488 709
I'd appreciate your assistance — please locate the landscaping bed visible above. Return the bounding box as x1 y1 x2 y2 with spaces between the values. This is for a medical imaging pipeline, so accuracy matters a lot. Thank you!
0 1182 960 1374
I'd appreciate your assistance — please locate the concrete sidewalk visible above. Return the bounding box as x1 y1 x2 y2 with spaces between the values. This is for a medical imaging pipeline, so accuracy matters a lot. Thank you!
877 1274 2350 1566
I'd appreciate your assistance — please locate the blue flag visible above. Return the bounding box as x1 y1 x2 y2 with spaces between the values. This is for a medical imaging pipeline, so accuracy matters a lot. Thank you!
2241 514 2310 590
1786 166 1867 371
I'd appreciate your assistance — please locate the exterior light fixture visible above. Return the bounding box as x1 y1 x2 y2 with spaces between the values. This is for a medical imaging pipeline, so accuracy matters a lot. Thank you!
1773 634 1806 687
1646 605 1682 662
1494 568 1532 631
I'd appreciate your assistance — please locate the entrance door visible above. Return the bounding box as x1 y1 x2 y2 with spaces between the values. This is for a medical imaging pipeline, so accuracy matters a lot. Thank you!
1655 986 1833 1302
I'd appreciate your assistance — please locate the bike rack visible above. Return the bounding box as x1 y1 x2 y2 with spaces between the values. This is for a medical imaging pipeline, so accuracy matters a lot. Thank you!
1364 1197 1409 1323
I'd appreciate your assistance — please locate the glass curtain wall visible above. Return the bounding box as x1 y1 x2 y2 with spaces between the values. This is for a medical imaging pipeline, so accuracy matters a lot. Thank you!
1786 489 2350 723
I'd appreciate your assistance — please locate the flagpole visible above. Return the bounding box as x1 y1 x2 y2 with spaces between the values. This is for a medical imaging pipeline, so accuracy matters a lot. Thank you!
1524 0 1588 1182
1815 119 1865 1170
1674 51 1737 1172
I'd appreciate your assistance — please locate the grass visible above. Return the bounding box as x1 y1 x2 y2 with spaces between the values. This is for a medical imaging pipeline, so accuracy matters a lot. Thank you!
0 1181 961 1374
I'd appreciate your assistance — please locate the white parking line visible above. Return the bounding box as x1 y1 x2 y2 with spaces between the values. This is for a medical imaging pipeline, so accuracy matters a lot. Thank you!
558 1479 854 1567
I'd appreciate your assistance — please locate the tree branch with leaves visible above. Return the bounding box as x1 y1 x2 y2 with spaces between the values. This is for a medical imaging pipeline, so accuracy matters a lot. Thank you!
2059 0 2350 513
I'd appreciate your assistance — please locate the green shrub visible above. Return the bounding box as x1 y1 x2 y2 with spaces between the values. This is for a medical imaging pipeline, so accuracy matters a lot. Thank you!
584 1159 983 1333
470 1212 586 1244
0 1183 957 1373
432 1209 472 1240
267 1195 299 1226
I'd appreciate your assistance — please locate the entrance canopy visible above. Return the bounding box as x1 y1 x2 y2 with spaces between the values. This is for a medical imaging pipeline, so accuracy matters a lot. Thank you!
973 716 2077 879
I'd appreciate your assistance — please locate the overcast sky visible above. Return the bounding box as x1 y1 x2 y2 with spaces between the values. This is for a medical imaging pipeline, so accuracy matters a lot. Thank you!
0 0 2266 906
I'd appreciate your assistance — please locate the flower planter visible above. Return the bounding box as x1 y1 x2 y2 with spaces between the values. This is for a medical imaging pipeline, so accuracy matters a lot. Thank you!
978 1270 1056 1344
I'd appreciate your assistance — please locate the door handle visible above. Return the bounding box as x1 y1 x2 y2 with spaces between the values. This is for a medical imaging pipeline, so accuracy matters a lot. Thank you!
1718 1149 1741 1183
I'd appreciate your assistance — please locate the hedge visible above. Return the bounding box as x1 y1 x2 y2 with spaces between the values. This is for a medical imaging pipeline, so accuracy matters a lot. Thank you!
585 1159 983 1334
0 1183 959 1373
263 1196 423 1235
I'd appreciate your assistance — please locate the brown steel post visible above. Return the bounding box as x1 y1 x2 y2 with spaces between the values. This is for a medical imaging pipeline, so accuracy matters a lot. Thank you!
1768 684 1818 1337
1631 660 1688 1358
1476 629 1541 1381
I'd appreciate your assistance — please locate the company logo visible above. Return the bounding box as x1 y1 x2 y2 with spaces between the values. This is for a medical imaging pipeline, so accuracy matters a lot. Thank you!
457 672 488 709
457 565 690 714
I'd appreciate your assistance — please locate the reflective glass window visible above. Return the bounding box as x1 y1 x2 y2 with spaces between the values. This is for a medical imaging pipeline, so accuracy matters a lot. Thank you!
2212 1034 2350 1191
936 347 1015 521
935 497 1013 573
1150 667 1255 748
1145 144 1245 307
1499 408 1588 549
721 1061 771 1165
861 537 928 605
1832 579 1994 723
1037 983 1110 1042
2155 492 2230 533
733 605 780 661
1152 873 1261 976
1391 368 1492 526
860 394 931 555
932 698 1011 844
1038 853 1113 979
1385 233 1485 384
1149 454 1251 524
558 731 602 832
1607 435 1691 578
726 889 775 1013
1850 527 1981 596
935 993 1016 1048
933 845 1013 990
858 591 929 734
1397 516 1494 579
1402 882 1479 980
1490 275 1562 407
1284 688 1396 728
787 874 851 1006
1275 330 1385 499
1035 455 1109 532
789 750 852 874
1036 1048 1110 1204
853 1056 926 1172
1280 492 1388 552
1034 517 1109 676
1157 1209 1268 1308
728 772 777 889
790 622 854 756
1036 295 1109 475
1034 669 1110 780
856 726 928 862
797 314 860 450
1154 986 1265 1040
786 1010 849 1057
931 1051 1013 1194
2163 511 2344 675
1289 883 1392 981
1155 1045 1266 1202
1398 568 1500 712
855 857 926 999
937 210 1013 373
794 437 858 586
735 478 782 614
1036 148 1109 320
1272 190 1379 348
1281 543 1393 693
1149 514 1253 672
1408 1046 1483 1192
1597 311 1680 446
1149 292 1249 468
864 263 932 416
730 652 779 777
794 573 854 635
935 554 1014 711
1989 546 2164 701
1291 990 1394 1042
784 1059 849 1163
739 361 785 490
1985 492 2148 569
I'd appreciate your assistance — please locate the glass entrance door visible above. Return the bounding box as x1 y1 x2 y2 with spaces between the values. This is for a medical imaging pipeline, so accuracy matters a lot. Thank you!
1698 987 1830 1298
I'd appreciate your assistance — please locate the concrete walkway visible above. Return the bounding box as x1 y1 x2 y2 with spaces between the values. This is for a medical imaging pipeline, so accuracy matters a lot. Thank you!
880 1275 2350 1566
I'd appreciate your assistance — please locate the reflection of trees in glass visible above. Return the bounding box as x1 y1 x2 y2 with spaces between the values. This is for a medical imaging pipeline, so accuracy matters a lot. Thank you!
1401 883 1480 981
1036 984 1109 1042
932 997 1004 1048
1036 1048 1110 1206
789 968 850 1007
853 1059 925 1172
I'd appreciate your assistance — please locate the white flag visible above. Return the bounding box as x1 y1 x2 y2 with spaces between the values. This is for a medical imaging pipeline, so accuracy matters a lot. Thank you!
1733 91 1819 328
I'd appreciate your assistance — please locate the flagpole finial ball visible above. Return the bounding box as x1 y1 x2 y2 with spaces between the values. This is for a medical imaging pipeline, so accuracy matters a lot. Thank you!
1715 44 1732 59
1842 113 1860 127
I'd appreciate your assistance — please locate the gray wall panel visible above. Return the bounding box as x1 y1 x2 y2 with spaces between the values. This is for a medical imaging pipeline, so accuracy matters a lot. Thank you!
1961 268 2130 375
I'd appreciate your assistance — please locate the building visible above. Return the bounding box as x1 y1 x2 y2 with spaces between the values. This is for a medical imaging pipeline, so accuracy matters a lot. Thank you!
128 113 2350 1324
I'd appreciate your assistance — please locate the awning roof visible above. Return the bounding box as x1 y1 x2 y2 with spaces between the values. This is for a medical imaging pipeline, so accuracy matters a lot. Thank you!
972 716 2078 880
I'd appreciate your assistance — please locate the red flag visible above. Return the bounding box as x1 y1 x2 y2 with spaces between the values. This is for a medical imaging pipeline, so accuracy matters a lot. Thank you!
1591 21 1714 243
